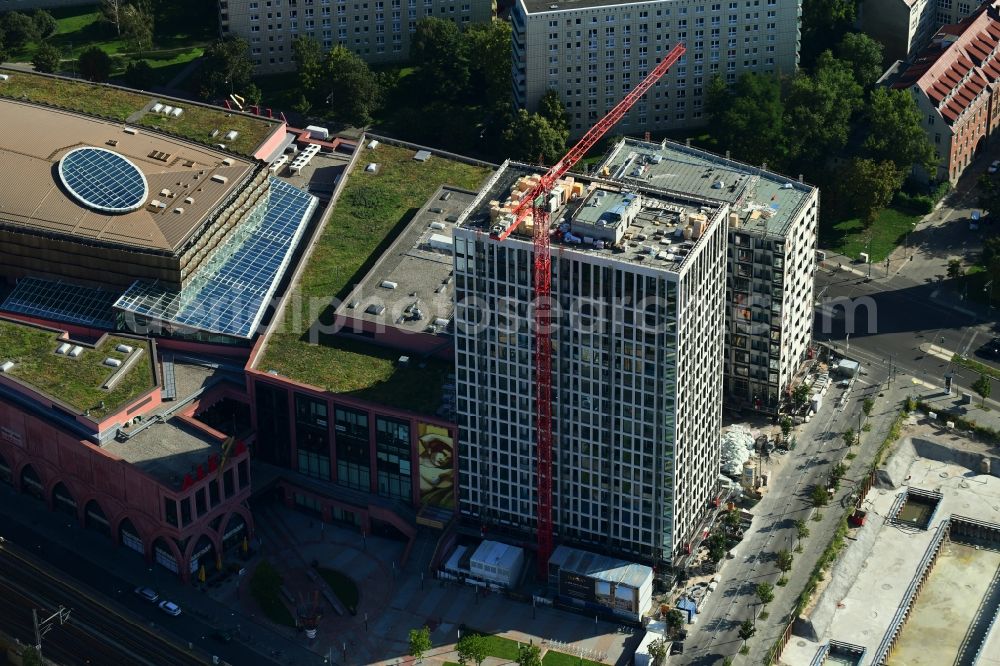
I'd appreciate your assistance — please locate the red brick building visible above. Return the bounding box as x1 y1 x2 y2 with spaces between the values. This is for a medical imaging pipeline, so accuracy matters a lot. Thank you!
0 316 253 581
894 2 1000 183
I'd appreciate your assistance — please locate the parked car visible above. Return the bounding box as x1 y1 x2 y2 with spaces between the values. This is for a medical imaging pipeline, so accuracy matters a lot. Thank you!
989 160 1000 174
134 587 159 603
157 600 182 617
978 339 1000 360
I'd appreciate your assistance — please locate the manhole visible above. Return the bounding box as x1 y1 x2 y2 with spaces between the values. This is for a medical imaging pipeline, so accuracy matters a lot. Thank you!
940 472 949 478
882 583 892 590
797 641 807 648
871 610 879 619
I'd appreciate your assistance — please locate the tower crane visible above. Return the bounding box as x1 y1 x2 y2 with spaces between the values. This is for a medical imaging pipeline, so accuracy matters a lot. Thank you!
489 42 687 576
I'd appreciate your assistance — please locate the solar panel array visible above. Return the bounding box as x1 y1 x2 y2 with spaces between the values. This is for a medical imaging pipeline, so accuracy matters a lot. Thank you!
114 179 317 338
1 276 120 328
58 147 149 213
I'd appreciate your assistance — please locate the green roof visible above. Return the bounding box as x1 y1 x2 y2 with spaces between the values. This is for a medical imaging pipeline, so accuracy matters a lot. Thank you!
0 68 278 157
259 142 492 413
0 319 155 420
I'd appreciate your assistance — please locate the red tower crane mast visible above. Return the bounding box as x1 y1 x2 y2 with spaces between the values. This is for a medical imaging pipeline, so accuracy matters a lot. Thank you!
489 43 686 577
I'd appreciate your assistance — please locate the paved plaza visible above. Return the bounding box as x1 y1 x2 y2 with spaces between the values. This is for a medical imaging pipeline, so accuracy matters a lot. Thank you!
206 501 642 665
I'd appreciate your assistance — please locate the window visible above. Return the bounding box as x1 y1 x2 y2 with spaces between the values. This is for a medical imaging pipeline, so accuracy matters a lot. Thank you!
209 480 220 507
195 488 207 516
165 498 178 527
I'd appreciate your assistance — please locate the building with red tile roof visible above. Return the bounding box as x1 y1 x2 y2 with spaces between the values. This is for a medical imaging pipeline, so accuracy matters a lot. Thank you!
894 1 1000 182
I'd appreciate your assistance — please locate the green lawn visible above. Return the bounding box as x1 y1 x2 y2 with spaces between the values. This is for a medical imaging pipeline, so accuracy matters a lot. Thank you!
136 101 275 156
466 632 521 661
0 67 278 155
249 560 297 628
542 651 605 666
953 354 1000 382
317 568 359 614
259 144 491 412
819 207 922 263
0 319 154 419
11 2 214 84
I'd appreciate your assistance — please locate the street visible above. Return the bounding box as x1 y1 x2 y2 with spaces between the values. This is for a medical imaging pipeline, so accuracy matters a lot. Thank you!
675 360 893 665
814 268 999 398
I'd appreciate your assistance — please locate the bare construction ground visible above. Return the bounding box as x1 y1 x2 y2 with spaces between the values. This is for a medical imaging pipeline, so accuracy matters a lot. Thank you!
889 541 1000 665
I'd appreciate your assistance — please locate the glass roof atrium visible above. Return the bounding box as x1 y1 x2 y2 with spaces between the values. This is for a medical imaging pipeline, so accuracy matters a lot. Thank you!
114 178 317 339
58 147 149 213
2 276 120 328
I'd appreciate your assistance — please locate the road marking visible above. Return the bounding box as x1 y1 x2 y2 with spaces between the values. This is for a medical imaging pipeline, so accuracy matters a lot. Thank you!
920 344 953 361
911 377 937 389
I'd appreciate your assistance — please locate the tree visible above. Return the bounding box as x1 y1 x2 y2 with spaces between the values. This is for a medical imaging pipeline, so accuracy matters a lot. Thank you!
32 42 60 73
863 87 937 175
738 618 756 647
784 51 863 168
795 519 810 550
123 58 153 88
32 9 58 39
199 37 254 101
792 383 810 407
707 73 788 170
538 89 569 135
862 397 875 418
983 235 1000 283
777 549 793 574
839 157 902 226
947 258 964 280
2 12 39 50
836 32 885 89
842 428 855 447
78 46 113 82
973 372 992 407
100 0 126 35
980 173 1000 215
664 608 685 636
516 641 543 666
780 416 792 440
503 108 568 164
800 0 856 68
292 35 325 104
466 20 512 105
647 637 668 666
756 582 774 608
723 509 741 530
121 1 154 54
408 626 431 663
457 633 489 666
322 45 382 126
811 484 830 507
411 17 469 102
705 530 728 563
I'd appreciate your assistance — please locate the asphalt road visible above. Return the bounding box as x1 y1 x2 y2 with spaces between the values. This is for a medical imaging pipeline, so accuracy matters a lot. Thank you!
0 510 283 666
814 269 999 394
675 364 887 665
0 541 206 666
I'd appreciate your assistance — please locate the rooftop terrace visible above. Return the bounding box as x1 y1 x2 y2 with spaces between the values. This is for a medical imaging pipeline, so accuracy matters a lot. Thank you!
0 317 155 420
258 141 492 414
458 161 722 273
599 138 815 238
0 68 279 158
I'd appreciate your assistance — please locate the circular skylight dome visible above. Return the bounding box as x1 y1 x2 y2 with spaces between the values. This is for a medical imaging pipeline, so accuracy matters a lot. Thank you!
58 147 149 213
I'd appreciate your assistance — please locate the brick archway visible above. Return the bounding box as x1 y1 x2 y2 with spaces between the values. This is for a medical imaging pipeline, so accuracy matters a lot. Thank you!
218 505 255 551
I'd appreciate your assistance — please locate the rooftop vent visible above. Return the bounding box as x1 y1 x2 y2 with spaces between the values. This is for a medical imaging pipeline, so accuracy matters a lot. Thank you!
222 158 234 166
123 127 138 135
0 74 10 82
116 344 134 354
151 103 164 113
224 130 239 141
104 358 122 368
68 346 84 358
0 361 13 372
210 129 220 138
211 174 228 184
365 304 385 315
184 196 194 204
381 280 398 289
173 207 185 214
